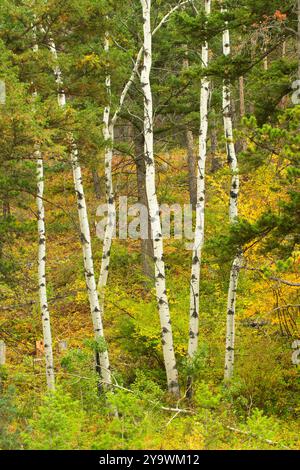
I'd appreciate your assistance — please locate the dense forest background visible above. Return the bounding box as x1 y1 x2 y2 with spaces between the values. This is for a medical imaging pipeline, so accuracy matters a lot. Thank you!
0 0 299 450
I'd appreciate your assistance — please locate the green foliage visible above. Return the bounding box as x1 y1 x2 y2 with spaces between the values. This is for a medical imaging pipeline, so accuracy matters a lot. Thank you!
0 385 22 450
23 387 85 450
194 381 222 410
60 347 100 412
244 408 280 441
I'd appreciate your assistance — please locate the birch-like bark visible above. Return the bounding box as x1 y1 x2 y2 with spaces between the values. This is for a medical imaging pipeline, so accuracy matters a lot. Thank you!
97 32 116 317
188 0 211 360
222 6 242 382
47 38 111 387
33 38 55 391
140 0 179 397
36 145 55 391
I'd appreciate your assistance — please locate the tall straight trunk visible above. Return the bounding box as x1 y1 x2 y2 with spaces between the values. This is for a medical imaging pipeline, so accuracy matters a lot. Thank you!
134 131 154 279
188 0 211 363
33 37 55 391
140 0 179 397
97 32 116 318
36 146 55 391
47 38 111 387
222 6 242 382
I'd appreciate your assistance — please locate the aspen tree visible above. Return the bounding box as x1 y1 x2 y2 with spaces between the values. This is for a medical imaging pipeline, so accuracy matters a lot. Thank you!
140 0 179 397
188 0 211 361
33 37 55 391
97 31 116 319
47 38 112 387
221 5 243 382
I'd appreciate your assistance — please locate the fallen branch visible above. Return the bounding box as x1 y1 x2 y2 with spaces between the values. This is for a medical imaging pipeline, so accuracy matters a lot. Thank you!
226 425 290 449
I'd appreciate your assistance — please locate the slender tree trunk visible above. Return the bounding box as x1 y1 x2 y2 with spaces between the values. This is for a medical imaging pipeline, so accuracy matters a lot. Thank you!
140 0 179 397
36 147 55 391
134 131 154 279
222 6 242 383
188 0 211 369
33 37 55 391
97 32 116 325
47 38 111 387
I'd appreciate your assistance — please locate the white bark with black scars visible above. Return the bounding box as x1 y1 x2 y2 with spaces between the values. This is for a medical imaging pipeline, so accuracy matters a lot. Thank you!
222 6 242 382
188 0 211 359
140 0 179 397
222 11 239 221
33 37 55 391
48 38 111 387
98 32 116 314
36 145 55 390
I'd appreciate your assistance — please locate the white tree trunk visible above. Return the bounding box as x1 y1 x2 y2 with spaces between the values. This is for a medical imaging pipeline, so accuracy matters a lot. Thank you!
224 252 242 381
188 0 211 360
98 32 116 313
140 0 179 397
33 37 55 391
47 38 111 387
222 7 241 382
36 146 55 391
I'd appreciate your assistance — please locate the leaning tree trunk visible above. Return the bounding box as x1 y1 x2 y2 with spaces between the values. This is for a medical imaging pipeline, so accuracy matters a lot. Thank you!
97 32 116 322
140 0 179 397
188 0 211 364
33 37 55 391
47 38 111 387
222 7 242 382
